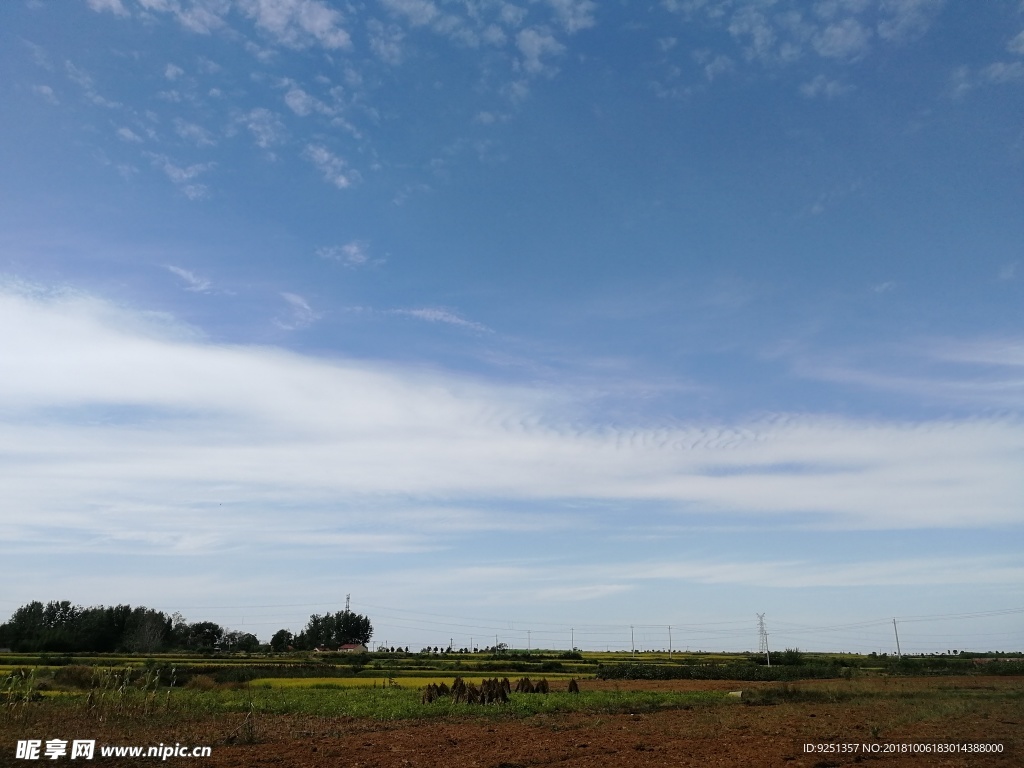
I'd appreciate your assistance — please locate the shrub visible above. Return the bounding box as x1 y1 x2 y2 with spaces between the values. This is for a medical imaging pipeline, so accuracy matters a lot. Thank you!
185 675 217 691
53 665 99 690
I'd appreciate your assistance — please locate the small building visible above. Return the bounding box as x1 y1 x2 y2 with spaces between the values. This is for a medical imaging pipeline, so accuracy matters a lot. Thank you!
339 643 367 653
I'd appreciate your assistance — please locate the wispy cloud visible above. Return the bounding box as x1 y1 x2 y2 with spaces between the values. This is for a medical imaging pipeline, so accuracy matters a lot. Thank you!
792 336 1024 409
1010 29 1024 55
620 555 1024 589
391 307 491 332
32 84 59 105
166 265 212 293
65 61 120 108
276 291 321 329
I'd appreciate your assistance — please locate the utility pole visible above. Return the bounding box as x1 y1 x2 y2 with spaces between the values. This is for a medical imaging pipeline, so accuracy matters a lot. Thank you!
527 630 531 653
668 625 673 658
893 618 902 658
630 625 635 656
571 627 574 651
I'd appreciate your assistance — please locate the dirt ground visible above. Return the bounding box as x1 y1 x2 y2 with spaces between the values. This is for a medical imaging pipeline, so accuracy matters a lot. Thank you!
2 676 1019 767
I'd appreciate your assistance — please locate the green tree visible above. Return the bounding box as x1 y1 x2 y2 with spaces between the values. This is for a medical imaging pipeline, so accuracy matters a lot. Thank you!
224 631 260 652
270 629 294 652
295 609 372 649
187 621 224 651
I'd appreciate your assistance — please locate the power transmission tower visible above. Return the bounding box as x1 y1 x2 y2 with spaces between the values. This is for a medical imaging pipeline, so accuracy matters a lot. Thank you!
345 594 351 613
757 613 771 666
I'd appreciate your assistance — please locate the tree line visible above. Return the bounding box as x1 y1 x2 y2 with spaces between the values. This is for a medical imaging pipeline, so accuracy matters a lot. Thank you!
0 600 372 654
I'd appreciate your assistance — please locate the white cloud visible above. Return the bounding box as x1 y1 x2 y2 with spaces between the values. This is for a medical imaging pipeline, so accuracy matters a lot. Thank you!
1 286 1022 570
166 265 212 292
1010 30 1024 55
877 0 944 43
379 0 440 27
814 17 871 59
86 0 129 15
951 60 1024 95
516 27 565 74
147 154 214 199
174 118 216 146
545 0 596 34
702 53 734 80
316 241 377 267
240 107 286 148
283 86 332 116
799 74 851 98
998 262 1018 282
983 61 1024 83
178 0 229 34
367 19 406 66
116 0 350 46
282 88 311 117
117 126 144 143
727 6 777 62
164 63 185 80
304 144 359 188
237 0 351 49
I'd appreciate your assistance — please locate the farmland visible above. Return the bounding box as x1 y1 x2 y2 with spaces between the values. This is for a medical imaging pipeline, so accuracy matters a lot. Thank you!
2 650 1021 766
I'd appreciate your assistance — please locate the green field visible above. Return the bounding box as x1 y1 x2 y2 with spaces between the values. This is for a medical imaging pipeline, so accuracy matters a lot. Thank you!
4 647 1021 722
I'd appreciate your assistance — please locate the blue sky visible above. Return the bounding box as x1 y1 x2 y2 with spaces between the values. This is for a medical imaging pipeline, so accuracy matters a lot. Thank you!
1 0 1022 654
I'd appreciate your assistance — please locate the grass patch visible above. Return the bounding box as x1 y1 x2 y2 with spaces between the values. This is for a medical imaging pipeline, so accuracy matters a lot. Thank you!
35 684 728 720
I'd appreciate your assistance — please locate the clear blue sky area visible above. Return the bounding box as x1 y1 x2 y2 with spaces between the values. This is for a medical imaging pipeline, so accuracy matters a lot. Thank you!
1 0 1022 652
